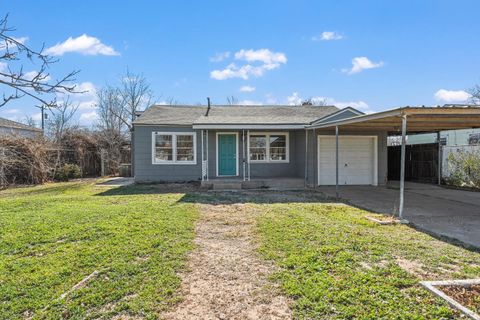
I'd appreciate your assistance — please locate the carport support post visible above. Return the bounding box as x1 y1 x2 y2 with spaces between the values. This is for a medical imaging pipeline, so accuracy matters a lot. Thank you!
437 131 441 186
335 126 339 199
399 115 407 220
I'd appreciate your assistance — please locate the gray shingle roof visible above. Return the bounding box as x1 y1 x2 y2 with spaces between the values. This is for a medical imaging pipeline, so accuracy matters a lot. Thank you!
0 117 42 132
134 105 339 126
133 105 207 125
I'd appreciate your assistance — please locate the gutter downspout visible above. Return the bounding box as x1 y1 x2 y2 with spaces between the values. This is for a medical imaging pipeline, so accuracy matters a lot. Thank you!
201 129 204 181
247 129 251 181
206 129 209 181
335 126 339 199
242 130 246 181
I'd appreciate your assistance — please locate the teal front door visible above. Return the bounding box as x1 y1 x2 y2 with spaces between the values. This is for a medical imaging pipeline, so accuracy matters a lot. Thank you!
218 134 237 176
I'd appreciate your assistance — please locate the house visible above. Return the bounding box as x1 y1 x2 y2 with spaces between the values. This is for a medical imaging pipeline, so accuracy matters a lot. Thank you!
0 117 42 138
132 104 480 196
132 104 384 187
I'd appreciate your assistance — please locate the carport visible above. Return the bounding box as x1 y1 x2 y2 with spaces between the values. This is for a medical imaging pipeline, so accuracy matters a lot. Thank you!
308 106 480 220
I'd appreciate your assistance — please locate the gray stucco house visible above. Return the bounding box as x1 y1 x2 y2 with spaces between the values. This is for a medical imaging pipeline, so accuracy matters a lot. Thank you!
0 117 42 138
132 104 387 188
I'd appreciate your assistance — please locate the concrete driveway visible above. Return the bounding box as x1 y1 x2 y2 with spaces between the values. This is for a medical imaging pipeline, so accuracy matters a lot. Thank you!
317 182 480 249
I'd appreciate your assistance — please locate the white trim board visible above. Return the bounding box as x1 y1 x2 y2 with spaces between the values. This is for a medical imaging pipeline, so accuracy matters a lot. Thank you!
216 132 239 177
317 135 378 186
310 107 364 125
193 124 304 130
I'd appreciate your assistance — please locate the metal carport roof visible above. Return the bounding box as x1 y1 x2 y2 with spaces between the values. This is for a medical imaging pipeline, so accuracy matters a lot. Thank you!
305 105 480 221
307 106 480 134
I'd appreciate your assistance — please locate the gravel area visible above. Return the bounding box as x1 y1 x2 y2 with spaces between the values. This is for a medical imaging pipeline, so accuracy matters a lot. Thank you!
162 203 292 320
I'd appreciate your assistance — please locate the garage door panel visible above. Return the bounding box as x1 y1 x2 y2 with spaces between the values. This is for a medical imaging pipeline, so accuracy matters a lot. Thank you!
318 136 376 186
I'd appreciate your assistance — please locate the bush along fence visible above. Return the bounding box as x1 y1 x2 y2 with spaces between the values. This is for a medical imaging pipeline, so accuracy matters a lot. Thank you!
0 135 131 188
442 145 480 189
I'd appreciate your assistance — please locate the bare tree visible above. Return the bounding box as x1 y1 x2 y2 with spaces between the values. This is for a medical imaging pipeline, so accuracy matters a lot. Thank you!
468 84 480 105
226 95 238 105
0 14 80 108
21 115 37 127
96 86 126 134
116 70 153 131
95 86 127 175
46 97 79 143
302 97 328 106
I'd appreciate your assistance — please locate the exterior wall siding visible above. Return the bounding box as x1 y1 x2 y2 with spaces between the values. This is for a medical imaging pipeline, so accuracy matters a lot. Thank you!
134 125 202 182
134 125 388 185
0 127 40 138
205 129 304 179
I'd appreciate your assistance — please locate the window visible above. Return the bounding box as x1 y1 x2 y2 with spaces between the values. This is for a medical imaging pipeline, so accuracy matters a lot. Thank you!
249 132 289 162
249 135 267 161
152 132 196 164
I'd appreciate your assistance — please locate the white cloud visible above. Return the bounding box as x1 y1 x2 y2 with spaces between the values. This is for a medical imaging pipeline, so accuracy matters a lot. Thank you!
286 92 302 105
234 49 287 65
3 108 20 115
45 34 119 56
55 81 97 110
343 57 384 75
285 92 374 113
210 51 230 62
32 112 42 121
434 89 471 102
79 111 98 123
312 31 343 41
236 100 263 106
23 71 52 82
239 85 256 93
210 49 287 80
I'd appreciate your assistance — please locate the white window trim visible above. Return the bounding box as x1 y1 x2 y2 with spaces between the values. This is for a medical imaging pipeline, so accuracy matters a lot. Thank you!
151 131 197 165
247 132 290 163
216 132 239 176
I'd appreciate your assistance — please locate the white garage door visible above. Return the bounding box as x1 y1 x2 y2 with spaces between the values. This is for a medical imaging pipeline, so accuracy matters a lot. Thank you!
317 136 377 186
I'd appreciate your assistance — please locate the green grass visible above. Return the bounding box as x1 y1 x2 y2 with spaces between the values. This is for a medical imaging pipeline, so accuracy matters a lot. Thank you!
256 202 480 319
0 180 198 320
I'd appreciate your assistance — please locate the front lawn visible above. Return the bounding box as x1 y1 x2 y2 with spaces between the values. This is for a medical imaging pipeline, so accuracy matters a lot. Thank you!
256 202 480 319
0 181 197 319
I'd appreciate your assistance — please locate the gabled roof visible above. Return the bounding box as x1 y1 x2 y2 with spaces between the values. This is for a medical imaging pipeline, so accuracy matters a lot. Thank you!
133 105 208 125
133 104 339 127
307 106 480 134
309 107 364 125
0 117 42 132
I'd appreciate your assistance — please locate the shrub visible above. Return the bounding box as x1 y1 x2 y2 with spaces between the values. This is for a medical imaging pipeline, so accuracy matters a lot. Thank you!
445 150 480 188
54 164 81 181
0 135 52 187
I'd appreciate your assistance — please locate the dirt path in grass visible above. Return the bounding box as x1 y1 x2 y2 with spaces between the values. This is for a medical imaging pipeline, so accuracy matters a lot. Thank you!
162 203 292 320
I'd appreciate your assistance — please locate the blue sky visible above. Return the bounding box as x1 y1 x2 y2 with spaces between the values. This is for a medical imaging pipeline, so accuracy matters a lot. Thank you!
1 0 480 125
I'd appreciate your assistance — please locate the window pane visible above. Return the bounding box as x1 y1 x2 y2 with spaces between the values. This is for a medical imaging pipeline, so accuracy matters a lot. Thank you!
269 135 286 160
155 134 173 161
176 135 194 161
156 135 172 148
249 135 267 160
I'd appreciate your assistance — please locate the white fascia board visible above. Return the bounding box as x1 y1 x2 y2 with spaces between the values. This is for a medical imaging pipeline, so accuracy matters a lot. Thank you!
307 108 404 129
192 124 305 130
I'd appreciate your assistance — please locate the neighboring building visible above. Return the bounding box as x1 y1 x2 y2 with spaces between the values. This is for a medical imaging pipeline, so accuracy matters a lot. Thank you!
401 129 480 146
132 104 384 186
0 117 42 138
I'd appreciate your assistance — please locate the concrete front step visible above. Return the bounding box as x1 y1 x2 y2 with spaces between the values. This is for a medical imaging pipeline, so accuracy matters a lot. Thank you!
212 182 243 190
202 178 305 190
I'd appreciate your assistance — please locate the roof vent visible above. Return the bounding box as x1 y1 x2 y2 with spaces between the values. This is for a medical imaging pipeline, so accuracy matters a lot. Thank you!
205 97 211 116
